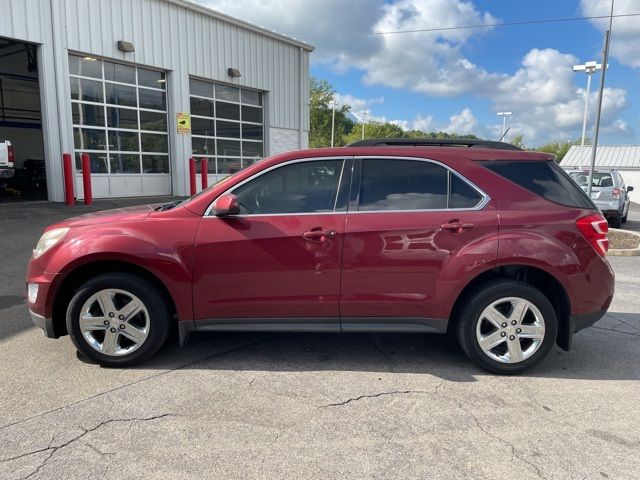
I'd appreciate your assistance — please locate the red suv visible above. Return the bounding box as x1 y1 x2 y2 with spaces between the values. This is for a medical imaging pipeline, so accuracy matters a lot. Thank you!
26 139 614 374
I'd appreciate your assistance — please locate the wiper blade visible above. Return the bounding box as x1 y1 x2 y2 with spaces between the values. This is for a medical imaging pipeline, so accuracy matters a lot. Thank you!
155 200 183 211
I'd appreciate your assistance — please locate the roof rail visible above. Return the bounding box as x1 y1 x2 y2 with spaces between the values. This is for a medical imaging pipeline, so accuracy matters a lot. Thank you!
347 138 523 151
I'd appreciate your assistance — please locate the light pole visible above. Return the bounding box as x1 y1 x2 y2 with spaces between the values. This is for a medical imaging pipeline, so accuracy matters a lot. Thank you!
330 98 337 148
361 111 368 140
573 61 603 147
497 112 512 139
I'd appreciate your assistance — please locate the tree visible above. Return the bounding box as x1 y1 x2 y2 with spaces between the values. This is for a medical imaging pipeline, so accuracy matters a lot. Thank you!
309 76 481 146
511 134 525 149
344 121 406 144
309 78 354 148
536 139 581 162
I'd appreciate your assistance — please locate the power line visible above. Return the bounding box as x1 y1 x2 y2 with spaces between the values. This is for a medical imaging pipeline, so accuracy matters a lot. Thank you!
298 12 640 39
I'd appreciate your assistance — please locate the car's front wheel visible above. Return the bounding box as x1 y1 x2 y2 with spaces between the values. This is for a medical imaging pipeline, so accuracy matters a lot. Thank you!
455 280 558 374
66 273 170 367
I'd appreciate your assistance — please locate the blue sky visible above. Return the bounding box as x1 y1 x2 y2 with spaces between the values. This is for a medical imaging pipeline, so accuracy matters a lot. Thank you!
203 0 640 146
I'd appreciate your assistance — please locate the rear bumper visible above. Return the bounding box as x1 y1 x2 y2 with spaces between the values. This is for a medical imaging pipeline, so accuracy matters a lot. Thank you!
29 309 57 338
0 167 14 179
599 208 621 219
572 309 607 333
558 308 609 351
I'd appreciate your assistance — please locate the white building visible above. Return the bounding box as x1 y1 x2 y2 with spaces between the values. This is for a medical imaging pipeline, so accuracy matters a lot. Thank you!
560 145 640 191
0 0 313 201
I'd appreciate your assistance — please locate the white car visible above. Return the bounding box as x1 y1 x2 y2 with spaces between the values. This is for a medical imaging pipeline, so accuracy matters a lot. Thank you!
0 140 14 177
0 140 14 199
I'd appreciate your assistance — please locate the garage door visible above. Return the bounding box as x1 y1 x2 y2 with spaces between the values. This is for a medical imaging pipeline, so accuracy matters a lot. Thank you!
69 54 171 198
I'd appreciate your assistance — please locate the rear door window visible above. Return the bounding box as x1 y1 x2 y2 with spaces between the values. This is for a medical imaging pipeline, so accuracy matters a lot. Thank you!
358 158 484 211
482 160 595 209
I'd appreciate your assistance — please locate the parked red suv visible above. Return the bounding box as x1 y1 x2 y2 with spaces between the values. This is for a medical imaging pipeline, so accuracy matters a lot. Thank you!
27 139 614 374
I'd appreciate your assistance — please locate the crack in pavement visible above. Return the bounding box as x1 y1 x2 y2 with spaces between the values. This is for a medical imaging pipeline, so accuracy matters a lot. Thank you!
4 414 174 480
592 326 640 338
0 335 281 432
320 389 433 407
320 382 548 480
605 313 640 332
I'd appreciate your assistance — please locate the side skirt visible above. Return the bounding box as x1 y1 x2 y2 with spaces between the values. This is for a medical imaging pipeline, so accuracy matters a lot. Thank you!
186 317 449 339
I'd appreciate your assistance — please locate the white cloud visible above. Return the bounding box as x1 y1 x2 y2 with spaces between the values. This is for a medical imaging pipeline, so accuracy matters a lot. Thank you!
200 0 385 63
581 0 640 69
442 108 478 134
201 0 632 145
411 115 435 132
333 93 384 113
490 48 630 144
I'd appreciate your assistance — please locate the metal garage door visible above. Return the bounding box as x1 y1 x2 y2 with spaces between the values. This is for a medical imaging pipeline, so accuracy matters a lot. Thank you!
69 54 171 198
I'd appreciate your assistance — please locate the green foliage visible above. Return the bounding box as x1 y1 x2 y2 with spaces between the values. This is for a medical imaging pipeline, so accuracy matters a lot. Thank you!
514 135 582 162
309 78 354 148
511 134 525 149
535 139 581 162
309 76 483 147
345 121 406 144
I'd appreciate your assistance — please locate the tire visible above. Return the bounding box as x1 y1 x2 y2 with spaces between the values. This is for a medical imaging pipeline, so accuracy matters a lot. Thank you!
455 280 558 375
66 273 170 367
609 216 622 229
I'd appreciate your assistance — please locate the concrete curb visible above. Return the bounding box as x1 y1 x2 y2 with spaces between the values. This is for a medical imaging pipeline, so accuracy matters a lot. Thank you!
608 228 640 256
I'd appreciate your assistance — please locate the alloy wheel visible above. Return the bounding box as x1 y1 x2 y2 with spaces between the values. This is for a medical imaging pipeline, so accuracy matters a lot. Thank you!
475 296 545 364
79 288 150 356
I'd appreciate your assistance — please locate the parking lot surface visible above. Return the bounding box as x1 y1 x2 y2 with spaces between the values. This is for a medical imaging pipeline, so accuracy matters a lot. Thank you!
1 199 639 480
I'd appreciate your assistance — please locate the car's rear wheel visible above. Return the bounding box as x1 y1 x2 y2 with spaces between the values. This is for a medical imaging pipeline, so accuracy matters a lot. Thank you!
455 280 557 374
66 273 170 367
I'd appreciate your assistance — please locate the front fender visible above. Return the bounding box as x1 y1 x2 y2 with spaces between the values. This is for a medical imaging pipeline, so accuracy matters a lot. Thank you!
38 215 200 322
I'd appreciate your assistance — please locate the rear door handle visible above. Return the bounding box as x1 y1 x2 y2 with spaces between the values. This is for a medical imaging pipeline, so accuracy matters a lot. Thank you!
441 220 476 233
303 227 337 242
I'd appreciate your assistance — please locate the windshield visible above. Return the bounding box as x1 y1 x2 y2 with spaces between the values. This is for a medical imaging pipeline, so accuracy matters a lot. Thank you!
182 162 258 203
569 171 614 188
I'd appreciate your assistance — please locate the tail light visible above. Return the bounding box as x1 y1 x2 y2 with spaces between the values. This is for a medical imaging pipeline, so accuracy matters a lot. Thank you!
576 214 609 256
7 145 14 167
612 188 621 199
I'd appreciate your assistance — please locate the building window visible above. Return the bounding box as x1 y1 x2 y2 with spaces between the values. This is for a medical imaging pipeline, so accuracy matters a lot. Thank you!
189 78 264 176
69 54 170 174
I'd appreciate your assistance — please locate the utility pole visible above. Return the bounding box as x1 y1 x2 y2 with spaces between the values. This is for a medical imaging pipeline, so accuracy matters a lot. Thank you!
330 99 336 148
361 111 367 140
587 0 614 197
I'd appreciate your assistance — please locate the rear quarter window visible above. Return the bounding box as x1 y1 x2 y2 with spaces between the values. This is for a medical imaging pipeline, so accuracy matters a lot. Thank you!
480 160 595 209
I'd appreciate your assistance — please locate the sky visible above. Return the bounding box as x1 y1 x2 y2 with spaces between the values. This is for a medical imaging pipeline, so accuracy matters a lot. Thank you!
199 0 640 146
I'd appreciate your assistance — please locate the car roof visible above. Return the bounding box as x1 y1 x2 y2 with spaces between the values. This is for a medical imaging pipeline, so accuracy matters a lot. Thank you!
270 146 556 163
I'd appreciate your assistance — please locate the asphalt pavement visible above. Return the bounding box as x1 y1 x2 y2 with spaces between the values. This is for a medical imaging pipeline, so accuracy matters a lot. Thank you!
1 199 639 480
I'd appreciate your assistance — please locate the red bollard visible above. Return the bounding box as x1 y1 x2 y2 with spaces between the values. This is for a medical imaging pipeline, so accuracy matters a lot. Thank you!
189 157 197 196
200 157 208 190
81 153 93 205
62 153 75 206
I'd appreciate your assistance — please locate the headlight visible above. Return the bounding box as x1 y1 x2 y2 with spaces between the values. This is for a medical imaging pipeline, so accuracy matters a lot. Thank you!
33 228 69 259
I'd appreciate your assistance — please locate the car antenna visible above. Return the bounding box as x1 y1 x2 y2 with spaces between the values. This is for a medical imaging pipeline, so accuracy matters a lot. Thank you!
498 127 511 142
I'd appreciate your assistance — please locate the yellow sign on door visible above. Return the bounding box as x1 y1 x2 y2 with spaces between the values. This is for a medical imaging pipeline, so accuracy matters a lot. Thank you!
177 113 191 134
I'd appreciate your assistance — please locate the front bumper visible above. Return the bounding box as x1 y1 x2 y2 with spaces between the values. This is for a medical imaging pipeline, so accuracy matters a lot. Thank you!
29 309 57 338
26 259 61 337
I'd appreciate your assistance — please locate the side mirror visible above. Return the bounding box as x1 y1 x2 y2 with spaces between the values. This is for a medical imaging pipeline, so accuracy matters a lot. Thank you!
214 193 240 217
627 186 634 192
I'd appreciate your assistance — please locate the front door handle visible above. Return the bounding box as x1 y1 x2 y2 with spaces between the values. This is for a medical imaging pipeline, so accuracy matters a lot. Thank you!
303 227 337 242
441 220 476 233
